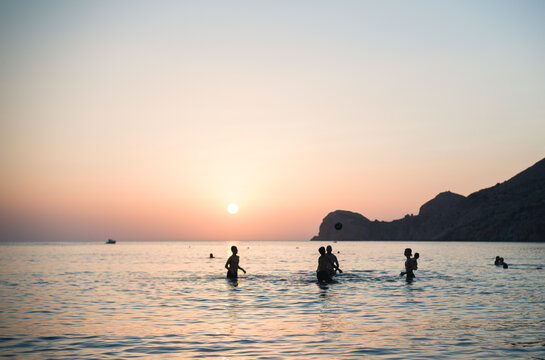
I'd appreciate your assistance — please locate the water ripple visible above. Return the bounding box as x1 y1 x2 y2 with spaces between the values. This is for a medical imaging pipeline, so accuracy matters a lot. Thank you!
1 241 545 359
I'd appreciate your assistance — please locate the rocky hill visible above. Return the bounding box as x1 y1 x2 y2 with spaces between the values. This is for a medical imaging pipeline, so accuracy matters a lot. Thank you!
312 157 545 241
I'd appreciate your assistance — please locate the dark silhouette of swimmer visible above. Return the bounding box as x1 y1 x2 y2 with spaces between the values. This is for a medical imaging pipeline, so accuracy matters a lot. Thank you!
225 246 246 279
494 256 508 268
209 253 214 258
317 246 341 282
326 245 342 277
400 248 417 278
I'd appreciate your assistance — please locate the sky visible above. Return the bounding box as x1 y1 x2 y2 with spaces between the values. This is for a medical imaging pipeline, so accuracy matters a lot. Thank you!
1 0 544 241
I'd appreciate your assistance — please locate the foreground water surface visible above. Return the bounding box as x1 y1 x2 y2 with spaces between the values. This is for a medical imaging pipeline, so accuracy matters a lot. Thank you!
1 241 544 359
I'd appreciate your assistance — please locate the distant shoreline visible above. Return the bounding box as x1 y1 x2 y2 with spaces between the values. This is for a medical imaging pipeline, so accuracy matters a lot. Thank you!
311 158 545 243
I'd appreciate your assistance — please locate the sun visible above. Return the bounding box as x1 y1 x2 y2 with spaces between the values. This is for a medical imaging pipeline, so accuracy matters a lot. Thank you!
227 203 239 214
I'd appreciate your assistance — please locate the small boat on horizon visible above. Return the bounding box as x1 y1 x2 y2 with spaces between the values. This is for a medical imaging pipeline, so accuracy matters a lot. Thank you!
105 239 116 244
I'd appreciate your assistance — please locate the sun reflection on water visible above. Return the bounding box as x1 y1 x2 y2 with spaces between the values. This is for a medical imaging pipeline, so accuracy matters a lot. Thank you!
1 241 544 359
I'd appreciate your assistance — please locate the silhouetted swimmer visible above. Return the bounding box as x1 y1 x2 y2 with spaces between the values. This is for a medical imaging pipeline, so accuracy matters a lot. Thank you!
317 247 331 282
400 248 416 278
225 246 246 279
495 256 508 268
317 246 341 282
326 245 342 277
209 253 214 258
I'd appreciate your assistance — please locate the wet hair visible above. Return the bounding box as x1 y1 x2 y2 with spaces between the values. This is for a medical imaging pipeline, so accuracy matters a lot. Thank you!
326 245 332 252
404 248 412 257
231 246 238 254
319 246 326 255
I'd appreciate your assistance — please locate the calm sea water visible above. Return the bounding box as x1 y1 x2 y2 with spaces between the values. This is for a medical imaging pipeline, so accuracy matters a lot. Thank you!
1 241 544 359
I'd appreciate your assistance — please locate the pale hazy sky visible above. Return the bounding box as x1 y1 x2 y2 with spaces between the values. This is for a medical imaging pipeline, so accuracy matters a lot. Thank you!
1 0 544 241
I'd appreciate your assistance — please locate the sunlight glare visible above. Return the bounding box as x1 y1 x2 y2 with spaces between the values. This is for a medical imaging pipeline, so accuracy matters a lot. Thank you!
227 203 239 214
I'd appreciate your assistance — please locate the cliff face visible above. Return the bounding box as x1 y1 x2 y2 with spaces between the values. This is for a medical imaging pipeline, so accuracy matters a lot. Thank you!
312 158 545 241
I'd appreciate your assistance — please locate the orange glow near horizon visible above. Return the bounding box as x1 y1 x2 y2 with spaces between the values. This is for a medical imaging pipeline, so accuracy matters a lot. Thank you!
1 2 544 241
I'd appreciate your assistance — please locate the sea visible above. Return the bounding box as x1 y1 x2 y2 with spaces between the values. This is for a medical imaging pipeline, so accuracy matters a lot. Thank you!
1 241 544 359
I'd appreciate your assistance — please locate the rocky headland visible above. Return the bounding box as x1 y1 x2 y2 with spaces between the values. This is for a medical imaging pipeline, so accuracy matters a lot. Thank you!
312 157 545 242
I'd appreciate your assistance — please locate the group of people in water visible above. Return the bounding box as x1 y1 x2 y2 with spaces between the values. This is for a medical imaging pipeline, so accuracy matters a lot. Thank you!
316 245 343 282
319 245 422 282
223 245 515 282
224 245 419 282
495 256 509 268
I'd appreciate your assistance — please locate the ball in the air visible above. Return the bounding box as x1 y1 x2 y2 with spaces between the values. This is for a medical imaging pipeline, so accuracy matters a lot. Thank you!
334 222 343 230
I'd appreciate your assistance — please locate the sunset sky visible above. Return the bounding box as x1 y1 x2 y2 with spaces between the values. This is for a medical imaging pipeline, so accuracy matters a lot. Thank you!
1 1 544 241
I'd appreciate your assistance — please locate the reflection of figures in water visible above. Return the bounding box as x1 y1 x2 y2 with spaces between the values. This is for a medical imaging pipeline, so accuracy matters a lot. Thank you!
317 246 341 282
494 256 508 268
326 245 342 277
400 248 418 279
225 246 246 279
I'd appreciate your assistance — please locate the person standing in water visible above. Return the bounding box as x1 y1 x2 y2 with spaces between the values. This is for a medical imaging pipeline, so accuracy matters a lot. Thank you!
317 246 341 282
326 245 342 277
225 246 246 279
400 248 416 278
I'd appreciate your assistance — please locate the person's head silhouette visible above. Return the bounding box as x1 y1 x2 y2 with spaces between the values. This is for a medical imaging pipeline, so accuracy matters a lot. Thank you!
326 245 332 254
404 248 412 258
319 246 325 255
231 246 238 255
